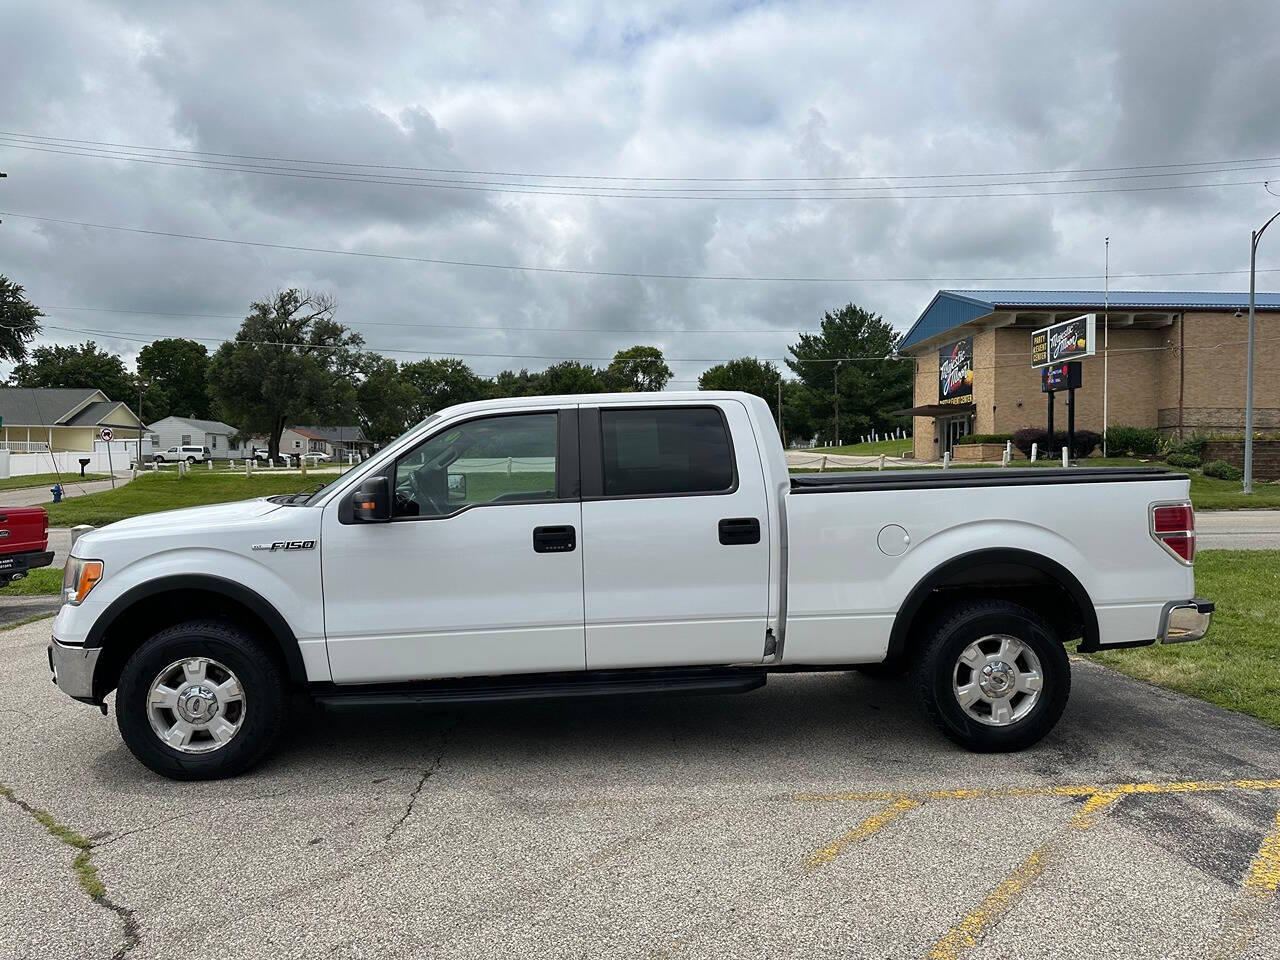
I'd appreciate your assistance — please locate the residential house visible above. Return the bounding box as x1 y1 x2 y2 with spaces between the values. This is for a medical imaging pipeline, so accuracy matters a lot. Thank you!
0 387 145 452
280 425 374 460
147 416 244 460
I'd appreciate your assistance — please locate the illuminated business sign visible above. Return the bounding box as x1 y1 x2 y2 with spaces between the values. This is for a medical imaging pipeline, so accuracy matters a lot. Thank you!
1031 314 1097 368
1041 361 1082 393
938 336 974 405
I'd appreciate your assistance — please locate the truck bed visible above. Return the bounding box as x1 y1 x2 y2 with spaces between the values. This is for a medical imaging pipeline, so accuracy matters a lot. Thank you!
790 466 1185 494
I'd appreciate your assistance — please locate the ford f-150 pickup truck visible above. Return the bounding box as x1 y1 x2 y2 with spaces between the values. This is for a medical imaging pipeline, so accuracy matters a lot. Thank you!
48 392 1212 780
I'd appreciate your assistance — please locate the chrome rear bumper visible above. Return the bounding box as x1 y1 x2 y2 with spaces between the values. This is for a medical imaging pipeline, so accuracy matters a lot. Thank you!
1159 598 1214 645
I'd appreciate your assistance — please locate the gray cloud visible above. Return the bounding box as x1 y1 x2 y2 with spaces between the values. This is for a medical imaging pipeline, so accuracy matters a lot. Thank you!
2 0 1279 384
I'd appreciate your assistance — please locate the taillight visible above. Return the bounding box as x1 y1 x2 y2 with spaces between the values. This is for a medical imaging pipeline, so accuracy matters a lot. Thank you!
1151 502 1195 564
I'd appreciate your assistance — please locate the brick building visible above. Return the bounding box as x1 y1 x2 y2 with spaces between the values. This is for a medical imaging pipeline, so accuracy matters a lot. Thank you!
898 290 1280 461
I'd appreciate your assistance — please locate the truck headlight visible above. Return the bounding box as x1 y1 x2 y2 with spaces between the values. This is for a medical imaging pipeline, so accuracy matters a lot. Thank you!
62 558 104 605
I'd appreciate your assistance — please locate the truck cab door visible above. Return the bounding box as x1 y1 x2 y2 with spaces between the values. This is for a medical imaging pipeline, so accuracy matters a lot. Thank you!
320 408 585 683
579 400 771 669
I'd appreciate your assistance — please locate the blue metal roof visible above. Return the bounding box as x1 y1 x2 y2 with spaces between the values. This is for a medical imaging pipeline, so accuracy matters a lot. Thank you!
899 289 1280 352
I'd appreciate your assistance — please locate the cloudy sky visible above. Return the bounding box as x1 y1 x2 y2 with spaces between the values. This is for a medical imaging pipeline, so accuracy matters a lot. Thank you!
2 0 1279 386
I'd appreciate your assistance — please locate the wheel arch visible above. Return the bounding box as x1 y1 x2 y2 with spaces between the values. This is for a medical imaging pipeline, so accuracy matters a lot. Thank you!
85 574 307 701
886 548 1098 662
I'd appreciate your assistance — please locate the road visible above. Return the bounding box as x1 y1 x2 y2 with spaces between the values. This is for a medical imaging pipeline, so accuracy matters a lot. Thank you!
1197 510 1280 550
1 617 1277 959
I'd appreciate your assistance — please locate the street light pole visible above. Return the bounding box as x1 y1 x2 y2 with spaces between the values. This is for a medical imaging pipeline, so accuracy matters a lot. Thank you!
1245 205 1280 493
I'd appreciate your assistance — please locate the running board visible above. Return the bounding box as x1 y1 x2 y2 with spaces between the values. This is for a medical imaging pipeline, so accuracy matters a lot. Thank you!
312 667 767 708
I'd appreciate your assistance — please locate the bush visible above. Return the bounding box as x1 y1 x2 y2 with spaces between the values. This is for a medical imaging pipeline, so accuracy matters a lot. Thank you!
1012 427 1100 460
1203 459 1244 481
954 433 1014 446
1165 452 1201 469
1104 425 1160 457
1161 434 1207 465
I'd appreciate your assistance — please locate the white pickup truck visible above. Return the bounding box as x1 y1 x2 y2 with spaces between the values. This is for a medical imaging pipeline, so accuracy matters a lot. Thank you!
49 391 1212 780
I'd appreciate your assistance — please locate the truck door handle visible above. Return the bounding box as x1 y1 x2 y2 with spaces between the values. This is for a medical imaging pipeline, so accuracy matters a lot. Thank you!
533 525 576 553
718 517 761 545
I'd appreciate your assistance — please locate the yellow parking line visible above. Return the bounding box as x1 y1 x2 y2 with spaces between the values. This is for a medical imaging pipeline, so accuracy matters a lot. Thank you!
1068 790 1123 830
1243 806 1280 896
926 843 1051 960
805 796 920 871
795 778 1280 805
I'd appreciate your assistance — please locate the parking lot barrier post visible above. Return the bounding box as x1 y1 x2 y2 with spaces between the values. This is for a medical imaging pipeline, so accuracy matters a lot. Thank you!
1061 446 1069 468
879 454 885 471
1031 442 1038 462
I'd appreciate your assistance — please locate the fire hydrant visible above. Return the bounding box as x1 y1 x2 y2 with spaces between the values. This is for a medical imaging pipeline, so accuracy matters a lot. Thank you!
50 484 63 503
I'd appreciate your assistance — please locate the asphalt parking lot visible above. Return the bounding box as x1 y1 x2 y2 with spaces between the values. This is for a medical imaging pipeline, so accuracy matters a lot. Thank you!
2 616 1277 960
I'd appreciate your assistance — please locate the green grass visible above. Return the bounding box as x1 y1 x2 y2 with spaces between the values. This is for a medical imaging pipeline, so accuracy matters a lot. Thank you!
1187 474 1280 510
0 472 111 492
1090 550 1280 726
45 471 319 526
807 437 914 457
1 567 62 595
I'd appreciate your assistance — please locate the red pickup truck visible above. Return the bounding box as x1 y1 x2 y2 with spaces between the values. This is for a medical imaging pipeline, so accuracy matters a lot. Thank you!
0 507 54 585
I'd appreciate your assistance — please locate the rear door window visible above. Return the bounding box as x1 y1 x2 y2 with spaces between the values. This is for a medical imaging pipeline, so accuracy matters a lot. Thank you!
600 407 734 497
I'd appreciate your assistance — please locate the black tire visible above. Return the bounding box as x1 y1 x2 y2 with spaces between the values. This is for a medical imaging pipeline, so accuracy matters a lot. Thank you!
911 599 1070 752
152 455 163 463
186 456 197 464
116 619 287 780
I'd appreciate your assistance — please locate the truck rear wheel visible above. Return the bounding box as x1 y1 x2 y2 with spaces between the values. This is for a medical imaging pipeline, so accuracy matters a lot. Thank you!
116 620 286 780
911 599 1069 752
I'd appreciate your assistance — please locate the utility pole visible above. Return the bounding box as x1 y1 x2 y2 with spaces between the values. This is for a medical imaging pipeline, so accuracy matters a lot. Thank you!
1102 237 1109 457
1245 196 1280 493
833 360 842 448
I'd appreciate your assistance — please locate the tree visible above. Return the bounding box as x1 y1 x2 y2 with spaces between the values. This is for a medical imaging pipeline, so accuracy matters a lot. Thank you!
535 360 603 395
136 338 211 422
602 345 673 392
9 341 135 400
356 356 418 445
786 303 911 445
699 357 811 445
399 357 489 420
207 290 364 459
491 368 542 398
0 277 43 363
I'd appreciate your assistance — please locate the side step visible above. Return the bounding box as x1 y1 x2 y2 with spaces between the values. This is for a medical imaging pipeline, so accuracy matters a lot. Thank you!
313 667 767 708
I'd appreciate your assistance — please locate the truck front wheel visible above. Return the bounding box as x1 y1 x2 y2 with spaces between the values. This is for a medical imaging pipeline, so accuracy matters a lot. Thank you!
116 620 287 780
911 599 1069 752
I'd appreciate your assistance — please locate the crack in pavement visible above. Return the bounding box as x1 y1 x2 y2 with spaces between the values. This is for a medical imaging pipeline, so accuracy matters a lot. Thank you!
92 791 292 848
385 720 457 842
0 783 141 959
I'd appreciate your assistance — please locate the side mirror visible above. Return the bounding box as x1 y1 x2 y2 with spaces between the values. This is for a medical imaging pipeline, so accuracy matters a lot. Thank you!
351 476 391 522
447 472 467 503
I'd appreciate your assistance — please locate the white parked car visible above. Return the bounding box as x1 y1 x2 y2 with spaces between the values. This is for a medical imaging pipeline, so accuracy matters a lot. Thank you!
48 392 1211 780
153 445 210 464
300 452 332 463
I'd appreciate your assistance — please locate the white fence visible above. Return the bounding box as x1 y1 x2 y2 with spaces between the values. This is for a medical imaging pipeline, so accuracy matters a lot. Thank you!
0 441 140 479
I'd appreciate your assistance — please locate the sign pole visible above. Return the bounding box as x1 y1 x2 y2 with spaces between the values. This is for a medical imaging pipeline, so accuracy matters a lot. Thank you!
100 427 116 488
1067 383 1076 465
1046 387 1055 442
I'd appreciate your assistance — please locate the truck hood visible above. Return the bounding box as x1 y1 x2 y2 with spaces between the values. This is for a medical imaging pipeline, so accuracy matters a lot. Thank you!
73 498 288 553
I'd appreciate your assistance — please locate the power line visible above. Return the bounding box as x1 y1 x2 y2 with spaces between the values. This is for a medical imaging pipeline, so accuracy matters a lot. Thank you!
5 129 1278 183
5 136 1278 194
1 141 1272 201
5 211 1279 284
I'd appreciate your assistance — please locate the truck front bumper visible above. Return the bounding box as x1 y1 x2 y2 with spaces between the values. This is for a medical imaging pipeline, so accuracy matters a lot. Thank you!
48 637 102 703
1159 598 1214 644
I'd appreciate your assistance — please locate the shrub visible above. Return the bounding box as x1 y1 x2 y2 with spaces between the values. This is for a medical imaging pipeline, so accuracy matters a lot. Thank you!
1011 427 1100 460
1203 459 1244 481
1164 452 1201 469
1161 434 1207 464
1104 425 1160 457
954 433 1014 446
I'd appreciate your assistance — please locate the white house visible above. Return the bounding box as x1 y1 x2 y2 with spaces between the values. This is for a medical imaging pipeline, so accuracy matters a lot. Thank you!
146 416 244 459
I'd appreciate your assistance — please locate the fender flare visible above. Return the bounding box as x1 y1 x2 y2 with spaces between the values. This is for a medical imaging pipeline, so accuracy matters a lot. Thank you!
84 574 307 683
885 547 1099 660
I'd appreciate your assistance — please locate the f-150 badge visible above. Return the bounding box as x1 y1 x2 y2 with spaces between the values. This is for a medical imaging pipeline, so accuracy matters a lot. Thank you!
252 540 316 551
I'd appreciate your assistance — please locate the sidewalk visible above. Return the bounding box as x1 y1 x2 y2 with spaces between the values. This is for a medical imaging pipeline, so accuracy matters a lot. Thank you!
0 473 133 508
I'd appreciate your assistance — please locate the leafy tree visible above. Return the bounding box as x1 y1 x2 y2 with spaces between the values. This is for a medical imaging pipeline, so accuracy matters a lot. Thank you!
786 303 911 445
356 356 418 445
399 357 490 420
9 340 135 401
699 357 811 445
491 368 543 398
136 338 211 422
602 345 673 392
535 360 603 395
0 277 43 363
207 290 364 459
